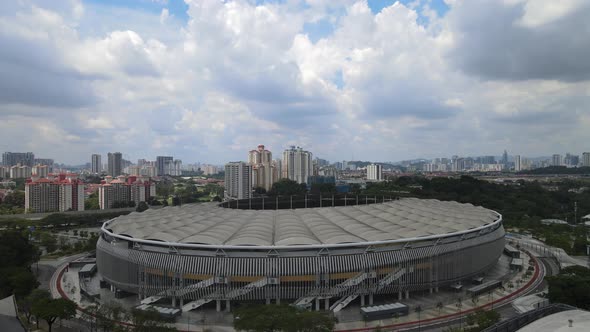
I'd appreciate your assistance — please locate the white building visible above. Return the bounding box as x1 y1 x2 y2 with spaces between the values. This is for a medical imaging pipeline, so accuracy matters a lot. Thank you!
282 146 313 184
552 154 562 166
583 152 590 167
367 164 383 181
32 164 49 178
10 164 31 179
25 174 84 213
249 145 275 191
224 162 252 200
514 155 522 172
164 159 183 176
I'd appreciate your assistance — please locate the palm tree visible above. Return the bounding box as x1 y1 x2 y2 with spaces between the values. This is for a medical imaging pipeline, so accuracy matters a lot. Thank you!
415 305 423 332
456 297 463 330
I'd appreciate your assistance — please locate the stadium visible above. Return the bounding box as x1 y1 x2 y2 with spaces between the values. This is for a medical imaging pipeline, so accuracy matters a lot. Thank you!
96 196 505 312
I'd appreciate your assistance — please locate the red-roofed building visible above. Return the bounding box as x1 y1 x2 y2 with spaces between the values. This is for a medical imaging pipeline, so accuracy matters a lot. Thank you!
98 175 155 209
25 174 84 213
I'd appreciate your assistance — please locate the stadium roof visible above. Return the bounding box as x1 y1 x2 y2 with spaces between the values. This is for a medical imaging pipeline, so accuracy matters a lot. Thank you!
105 198 500 247
517 309 590 332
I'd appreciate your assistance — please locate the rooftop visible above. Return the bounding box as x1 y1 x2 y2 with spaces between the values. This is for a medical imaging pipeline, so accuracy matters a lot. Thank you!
104 198 500 247
517 309 590 332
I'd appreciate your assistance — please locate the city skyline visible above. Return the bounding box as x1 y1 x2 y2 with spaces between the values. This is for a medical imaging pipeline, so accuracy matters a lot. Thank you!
1 1 589 164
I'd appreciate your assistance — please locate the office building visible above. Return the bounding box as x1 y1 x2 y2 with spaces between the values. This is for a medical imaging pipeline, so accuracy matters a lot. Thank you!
2 152 35 167
552 154 562 167
91 154 102 173
107 152 123 177
366 164 383 181
156 156 173 176
224 162 252 200
282 146 313 184
514 155 522 172
583 152 590 167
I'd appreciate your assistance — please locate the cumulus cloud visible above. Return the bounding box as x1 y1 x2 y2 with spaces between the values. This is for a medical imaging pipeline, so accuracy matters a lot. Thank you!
0 0 589 164
446 0 590 81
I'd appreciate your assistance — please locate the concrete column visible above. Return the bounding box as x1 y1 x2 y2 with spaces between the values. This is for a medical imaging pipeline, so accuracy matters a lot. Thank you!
216 300 221 312
361 295 365 306
276 297 280 305
369 293 374 305
266 298 271 305
429 288 433 294
435 286 439 293
172 297 176 307
226 300 231 312
325 298 329 310
405 290 409 299
180 299 184 307
398 291 402 300
315 298 320 311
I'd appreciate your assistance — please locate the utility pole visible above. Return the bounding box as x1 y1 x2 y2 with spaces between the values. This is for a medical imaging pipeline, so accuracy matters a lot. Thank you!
574 201 578 224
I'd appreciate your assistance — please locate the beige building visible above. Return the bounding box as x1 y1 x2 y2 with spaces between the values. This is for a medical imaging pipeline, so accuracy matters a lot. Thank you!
248 145 275 191
282 146 313 184
99 175 155 209
32 164 49 178
10 164 31 179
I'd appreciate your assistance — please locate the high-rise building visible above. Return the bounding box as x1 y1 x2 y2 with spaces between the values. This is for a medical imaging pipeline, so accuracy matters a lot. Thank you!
564 153 579 167
25 174 84 213
514 155 521 172
583 152 590 167
9 164 31 178
164 159 182 176
2 152 35 167
91 154 102 173
248 145 274 191
32 164 49 178
552 154 562 167
34 158 54 172
282 146 313 184
367 164 383 181
98 175 154 209
224 162 252 200
501 150 508 169
107 152 123 177
156 156 173 176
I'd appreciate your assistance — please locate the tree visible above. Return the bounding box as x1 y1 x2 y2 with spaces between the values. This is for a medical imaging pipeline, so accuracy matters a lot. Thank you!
20 289 51 325
85 192 100 210
268 179 307 196
415 305 422 332
128 201 136 208
436 301 444 315
172 196 181 206
0 231 39 298
233 304 335 332
131 307 176 332
547 266 590 309
32 298 77 332
136 201 149 213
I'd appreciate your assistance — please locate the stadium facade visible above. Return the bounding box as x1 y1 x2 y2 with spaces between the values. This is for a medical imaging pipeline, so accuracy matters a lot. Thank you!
96 197 504 312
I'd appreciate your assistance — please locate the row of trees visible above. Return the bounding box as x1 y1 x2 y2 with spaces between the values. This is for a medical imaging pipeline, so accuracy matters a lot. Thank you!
82 302 177 332
546 266 590 310
0 190 25 214
233 304 336 332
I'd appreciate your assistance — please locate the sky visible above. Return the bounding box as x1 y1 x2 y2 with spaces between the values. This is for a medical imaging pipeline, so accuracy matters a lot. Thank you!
0 0 589 165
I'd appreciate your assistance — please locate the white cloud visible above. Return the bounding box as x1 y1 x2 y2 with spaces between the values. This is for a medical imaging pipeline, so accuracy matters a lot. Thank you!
0 0 588 164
